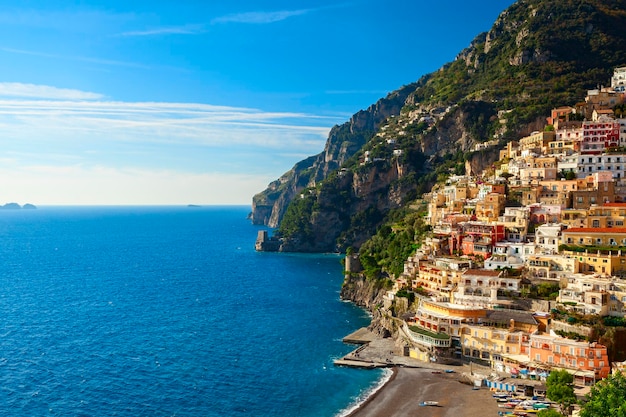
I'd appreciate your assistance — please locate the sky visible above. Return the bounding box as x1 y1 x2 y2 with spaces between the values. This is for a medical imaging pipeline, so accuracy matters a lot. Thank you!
0 0 516 205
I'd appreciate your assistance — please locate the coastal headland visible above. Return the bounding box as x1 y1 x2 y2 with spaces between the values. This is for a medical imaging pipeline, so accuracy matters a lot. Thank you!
337 328 502 417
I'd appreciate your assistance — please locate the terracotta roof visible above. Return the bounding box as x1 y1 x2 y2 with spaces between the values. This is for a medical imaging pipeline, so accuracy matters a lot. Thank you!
462 269 502 277
563 227 626 233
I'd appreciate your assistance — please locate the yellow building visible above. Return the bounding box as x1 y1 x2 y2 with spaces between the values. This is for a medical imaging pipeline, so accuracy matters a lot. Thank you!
460 310 538 365
475 193 506 222
527 254 578 279
561 208 589 228
562 250 626 277
562 227 626 247
519 131 557 153
585 203 626 228
413 262 464 294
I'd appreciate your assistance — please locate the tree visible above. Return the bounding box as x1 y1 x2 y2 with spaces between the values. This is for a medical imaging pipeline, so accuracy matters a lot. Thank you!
546 370 577 415
579 371 626 417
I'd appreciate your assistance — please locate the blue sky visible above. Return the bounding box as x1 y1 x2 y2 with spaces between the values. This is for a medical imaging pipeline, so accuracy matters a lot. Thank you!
0 0 515 205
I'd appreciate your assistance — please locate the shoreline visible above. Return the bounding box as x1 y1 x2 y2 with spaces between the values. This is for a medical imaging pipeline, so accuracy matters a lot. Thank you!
340 367 398 417
340 366 501 417
334 329 502 417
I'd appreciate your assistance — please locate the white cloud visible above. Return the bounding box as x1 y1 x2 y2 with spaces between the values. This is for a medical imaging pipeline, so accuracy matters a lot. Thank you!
211 9 311 24
0 83 347 204
0 96 339 150
0 82 104 100
118 24 205 37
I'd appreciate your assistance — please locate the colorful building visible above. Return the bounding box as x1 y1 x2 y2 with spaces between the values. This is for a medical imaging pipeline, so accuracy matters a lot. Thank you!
529 334 610 384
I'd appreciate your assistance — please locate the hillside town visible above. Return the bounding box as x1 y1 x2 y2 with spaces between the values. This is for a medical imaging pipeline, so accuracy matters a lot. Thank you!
377 67 626 394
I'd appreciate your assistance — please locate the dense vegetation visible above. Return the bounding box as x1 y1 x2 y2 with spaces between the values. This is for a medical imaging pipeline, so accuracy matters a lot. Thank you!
358 206 431 280
544 370 577 415
579 371 626 417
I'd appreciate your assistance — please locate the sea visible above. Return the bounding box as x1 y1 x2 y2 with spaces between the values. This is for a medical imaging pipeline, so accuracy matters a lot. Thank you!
0 205 387 416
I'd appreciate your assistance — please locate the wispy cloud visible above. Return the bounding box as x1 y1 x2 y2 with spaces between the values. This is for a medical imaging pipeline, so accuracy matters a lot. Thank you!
118 24 205 37
0 84 344 154
0 82 103 100
0 85 347 204
211 9 312 25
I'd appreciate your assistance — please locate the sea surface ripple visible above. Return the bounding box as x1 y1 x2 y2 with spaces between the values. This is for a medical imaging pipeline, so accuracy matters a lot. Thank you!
0 206 381 416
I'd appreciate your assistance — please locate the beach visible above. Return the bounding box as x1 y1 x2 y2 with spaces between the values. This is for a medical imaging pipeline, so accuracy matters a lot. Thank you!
338 329 502 417
346 367 501 417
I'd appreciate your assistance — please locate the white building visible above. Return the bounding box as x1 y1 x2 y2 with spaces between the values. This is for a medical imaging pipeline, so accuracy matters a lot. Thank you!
577 153 626 179
557 153 579 174
535 223 564 254
611 66 626 92
485 242 526 270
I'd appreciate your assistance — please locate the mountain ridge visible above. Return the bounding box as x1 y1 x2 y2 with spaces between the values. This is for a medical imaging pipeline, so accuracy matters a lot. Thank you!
251 0 626 253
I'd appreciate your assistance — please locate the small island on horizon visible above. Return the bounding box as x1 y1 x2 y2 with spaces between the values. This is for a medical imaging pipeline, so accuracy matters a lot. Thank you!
1 203 37 210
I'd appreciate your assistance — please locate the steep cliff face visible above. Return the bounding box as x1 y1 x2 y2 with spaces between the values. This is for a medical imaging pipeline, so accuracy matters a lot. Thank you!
251 84 417 227
250 155 316 227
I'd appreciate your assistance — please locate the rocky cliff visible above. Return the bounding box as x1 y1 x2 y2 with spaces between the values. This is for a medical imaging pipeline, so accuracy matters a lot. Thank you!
340 272 393 337
250 84 417 228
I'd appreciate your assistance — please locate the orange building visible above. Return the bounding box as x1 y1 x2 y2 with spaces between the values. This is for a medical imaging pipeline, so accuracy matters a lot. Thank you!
529 334 610 384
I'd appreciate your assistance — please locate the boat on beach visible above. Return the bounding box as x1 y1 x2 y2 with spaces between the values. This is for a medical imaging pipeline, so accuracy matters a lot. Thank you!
419 401 440 406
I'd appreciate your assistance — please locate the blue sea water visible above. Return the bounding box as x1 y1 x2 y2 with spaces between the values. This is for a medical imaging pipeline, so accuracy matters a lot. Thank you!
0 206 383 416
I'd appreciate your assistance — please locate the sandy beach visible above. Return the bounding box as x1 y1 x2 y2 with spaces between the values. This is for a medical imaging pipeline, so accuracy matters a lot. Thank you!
345 367 501 417
338 330 503 417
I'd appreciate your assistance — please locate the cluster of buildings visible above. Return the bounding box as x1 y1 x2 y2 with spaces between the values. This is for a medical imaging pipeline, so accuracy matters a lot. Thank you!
385 67 626 387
